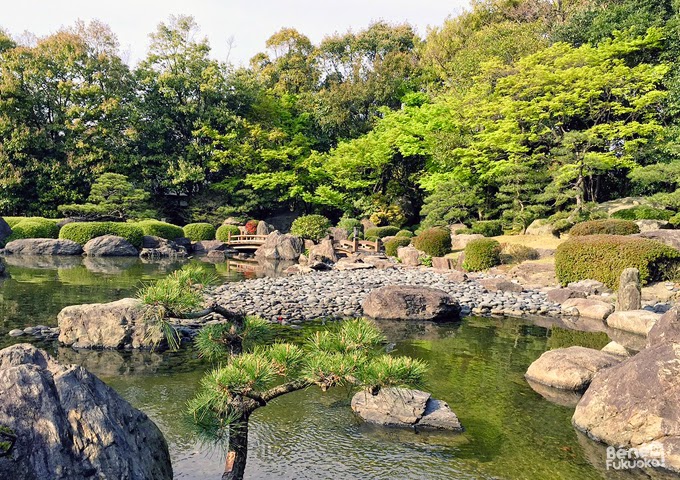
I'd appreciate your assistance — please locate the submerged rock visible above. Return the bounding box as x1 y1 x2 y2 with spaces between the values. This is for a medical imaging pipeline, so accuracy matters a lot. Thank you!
3 238 83 255
0 344 173 479
362 285 460 321
83 235 138 257
351 387 462 431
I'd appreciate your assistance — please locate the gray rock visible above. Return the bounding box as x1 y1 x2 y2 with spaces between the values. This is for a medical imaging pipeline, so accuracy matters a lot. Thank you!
83 235 138 257
0 344 172 479
256 221 275 236
255 231 304 261
546 288 586 304
328 227 348 241
8 329 23 337
58 298 163 349
606 309 661 336
351 387 462 431
525 218 556 236
192 240 228 254
140 236 186 258
525 346 622 390
601 341 631 358
451 234 484 251
478 277 523 293
567 279 611 296
0 217 11 245
308 238 338 264
616 268 641 311
362 285 460 321
647 307 680 347
397 245 422 266
432 257 452 270
635 219 671 232
3 238 83 255
633 229 680 250
561 298 614 320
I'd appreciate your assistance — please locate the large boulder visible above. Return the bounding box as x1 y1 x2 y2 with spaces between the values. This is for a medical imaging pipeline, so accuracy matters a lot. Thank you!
0 217 11 245
396 245 423 266
616 268 641 311
83 235 138 257
546 288 586 304
308 238 338 264
525 346 622 390
256 221 275 236
3 238 83 256
255 231 304 261
561 298 614 320
139 236 186 258
58 298 163 349
525 218 556 236
362 285 460 321
647 308 680 347
636 219 671 232
328 226 348 241
0 344 172 479
634 229 680 250
192 240 228 255
572 342 680 472
606 309 661 336
351 388 462 431
451 234 484 251
567 279 612 296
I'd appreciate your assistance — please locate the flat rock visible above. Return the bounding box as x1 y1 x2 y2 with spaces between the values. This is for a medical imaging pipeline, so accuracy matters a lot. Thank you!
633 229 680 250
601 341 631 357
3 238 83 255
606 310 661 336
567 279 612 296
83 235 138 257
562 298 614 320
478 277 523 293
525 346 622 390
635 219 670 232
546 288 586 304
362 285 460 321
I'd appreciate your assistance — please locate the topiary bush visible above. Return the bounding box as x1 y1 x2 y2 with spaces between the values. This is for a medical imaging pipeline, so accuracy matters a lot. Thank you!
183 223 216 241
337 217 362 236
384 237 412 257
670 213 680 228
6 217 60 241
611 206 674 221
364 226 400 241
290 214 332 241
463 238 502 272
216 224 241 242
59 222 144 248
500 244 540 264
471 220 503 237
244 220 259 235
3 217 27 228
136 220 184 240
569 219 640 236
396 230 414 238
413 227 452 257
555 235 680 289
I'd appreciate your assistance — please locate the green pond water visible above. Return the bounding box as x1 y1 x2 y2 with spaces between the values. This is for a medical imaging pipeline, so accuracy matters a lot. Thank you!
0 256 642 479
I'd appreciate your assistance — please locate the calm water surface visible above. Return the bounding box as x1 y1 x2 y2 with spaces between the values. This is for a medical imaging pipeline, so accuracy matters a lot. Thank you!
0 255 642 479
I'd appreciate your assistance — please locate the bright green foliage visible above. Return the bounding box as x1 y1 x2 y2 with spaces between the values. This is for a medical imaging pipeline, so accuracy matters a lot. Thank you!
195 317 272 362
290 215 331 241
336 217 362 236
136 220 184 240
413 227 452 257
364 226 400 241
3 217 27 228
463 239 502 272
6 218 60 241
396 230 413 238
569 219 640 236
611 206 674 221
216 225 240 242
555 235 680 288
59 222 144 248
670 213 680 227
549 207 607 235
471 220 503 237
183 223 216 241
384 237 412 257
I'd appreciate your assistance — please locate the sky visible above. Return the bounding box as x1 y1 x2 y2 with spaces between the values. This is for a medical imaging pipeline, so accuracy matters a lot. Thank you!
1 0 470 66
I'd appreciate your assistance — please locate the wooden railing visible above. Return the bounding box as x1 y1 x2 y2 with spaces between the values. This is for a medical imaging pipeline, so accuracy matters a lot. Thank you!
226 233 269 245
333 238 381 254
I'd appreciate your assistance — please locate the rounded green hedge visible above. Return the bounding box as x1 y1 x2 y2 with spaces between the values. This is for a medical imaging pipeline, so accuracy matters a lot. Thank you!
136 220 184 240
670 213 680 228
59 222 144 248
413 227 452 257
555 235 680 289
216 224 240 242
611 206 674 221
183 223 216 241
364 226 400 241
337 217 363 236
6 217 60 241
463 239 501 272
471 220 503 237
569 219 640 236
290 215 331 241
396 230 414 238
384 237 412 257
3 217 28 228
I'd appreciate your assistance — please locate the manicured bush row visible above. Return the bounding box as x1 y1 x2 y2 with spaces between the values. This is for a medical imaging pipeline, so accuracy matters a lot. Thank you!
136 220 184 240
384 237 412 257
6 217 60 241
611 206 674 221
3 217 28 228
669 213 680 227
413 227 452 257
290 215 332 241
216 224 240 242
396 230 414 238
59 222 144 248
364 226 400 241
555 235 680 289
569 219 639 236
471 220 503 237
183 223 216 241
463 238 501 272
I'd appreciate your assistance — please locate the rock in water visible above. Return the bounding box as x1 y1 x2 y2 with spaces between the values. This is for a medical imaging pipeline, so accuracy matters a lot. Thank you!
254 231 303 260
606 310 661 336
561 298 614 320
0 344 173 479
83 235 138 257
362 285 460 321
3 238 83 255
616 268 641 311
0 217 11 245
351 387 462 431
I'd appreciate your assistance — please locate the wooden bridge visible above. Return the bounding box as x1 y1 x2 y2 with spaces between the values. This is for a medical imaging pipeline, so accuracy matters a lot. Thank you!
225 233 269 250
225 233 382 255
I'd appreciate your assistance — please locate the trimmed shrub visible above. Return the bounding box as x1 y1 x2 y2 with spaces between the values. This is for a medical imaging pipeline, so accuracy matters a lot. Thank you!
244 220 259 235
3 217 27 228
59 222 144 248
183 223 216 241
611 206 674 221
290 215 332 241
216 224 241 242
364 226 400 241
337 217 362 235
136 220 184 240
471 220 503 237
384 237 412 257
396 230 414 238
455 227 473 234
6 217 60 241
569 219 639 236
670 213 680 228
500 244 540 264
463 238 502 272
555 235 680 289
413 227 452 257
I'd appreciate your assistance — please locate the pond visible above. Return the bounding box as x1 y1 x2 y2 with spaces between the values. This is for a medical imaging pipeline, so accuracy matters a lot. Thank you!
0 255 633 479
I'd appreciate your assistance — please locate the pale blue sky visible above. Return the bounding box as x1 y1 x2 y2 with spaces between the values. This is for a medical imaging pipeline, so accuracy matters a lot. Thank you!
2 0 469 66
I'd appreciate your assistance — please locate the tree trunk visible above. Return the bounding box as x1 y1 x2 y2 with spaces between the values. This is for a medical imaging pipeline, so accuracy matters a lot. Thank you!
222 414 251 480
